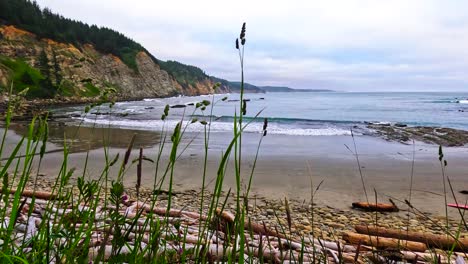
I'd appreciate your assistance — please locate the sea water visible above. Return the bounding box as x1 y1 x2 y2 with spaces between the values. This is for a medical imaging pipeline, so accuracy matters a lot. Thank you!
56 92 468 136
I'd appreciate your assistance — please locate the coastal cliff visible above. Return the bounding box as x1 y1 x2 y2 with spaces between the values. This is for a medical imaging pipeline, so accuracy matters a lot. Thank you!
0 25 228 100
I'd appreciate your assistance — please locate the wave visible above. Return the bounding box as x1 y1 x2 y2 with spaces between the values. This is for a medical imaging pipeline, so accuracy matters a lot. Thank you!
429 99 460 104
190 115 362 126
79 118 353 136
458 100 468 104
142 98 162 102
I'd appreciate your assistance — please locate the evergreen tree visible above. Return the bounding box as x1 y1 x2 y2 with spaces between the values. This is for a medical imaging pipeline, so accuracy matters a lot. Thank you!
38 49 50 79
52 49 62 87
37 49 55 97
0 0 146 71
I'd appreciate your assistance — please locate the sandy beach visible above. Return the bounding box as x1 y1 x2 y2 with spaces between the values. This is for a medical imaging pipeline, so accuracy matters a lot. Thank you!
3 122 468 218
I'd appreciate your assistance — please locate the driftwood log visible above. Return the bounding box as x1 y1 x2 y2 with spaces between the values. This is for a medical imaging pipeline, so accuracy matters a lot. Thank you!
352 202 398 212
343 232 427 252
216 209 285 239
9 189 58 200
355 225 468 252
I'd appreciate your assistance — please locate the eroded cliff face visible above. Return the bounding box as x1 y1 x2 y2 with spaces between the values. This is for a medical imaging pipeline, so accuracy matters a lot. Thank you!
0 25 226 99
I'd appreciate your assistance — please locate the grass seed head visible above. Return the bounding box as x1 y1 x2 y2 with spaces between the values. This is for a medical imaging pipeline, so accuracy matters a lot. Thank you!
240 22 246 39
438 145 443 161
164 104 170 116
242 100 247 115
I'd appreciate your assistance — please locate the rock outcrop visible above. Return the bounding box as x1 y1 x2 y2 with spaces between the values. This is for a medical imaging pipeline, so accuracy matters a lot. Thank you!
368 123 468 147
0 25 226 99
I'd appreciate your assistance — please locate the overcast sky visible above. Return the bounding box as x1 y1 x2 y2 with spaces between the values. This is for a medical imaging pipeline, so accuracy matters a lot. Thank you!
35 0 468 91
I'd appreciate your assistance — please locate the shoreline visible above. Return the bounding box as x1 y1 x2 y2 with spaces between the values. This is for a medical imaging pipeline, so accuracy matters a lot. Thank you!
2 123 468 218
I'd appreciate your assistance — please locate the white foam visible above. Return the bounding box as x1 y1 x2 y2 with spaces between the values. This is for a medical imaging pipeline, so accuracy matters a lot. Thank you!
142 98 162 102
80 118 352 136
458 100 468 104
184 101 198 106
367 121 391 125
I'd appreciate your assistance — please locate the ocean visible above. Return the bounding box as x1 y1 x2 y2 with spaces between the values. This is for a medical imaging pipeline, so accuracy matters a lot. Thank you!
55 92 468 136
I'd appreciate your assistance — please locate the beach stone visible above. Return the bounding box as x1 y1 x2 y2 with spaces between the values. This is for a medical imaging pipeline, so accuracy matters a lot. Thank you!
266 209 274 216
303 225 312 232
337 215 348 222
328 223 345 229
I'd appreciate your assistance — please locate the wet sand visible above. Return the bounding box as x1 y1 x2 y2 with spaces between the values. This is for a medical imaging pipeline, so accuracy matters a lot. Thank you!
2 122 468 217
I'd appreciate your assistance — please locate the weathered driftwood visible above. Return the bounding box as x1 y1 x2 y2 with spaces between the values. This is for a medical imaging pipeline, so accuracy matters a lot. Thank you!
351 202 398 212
88 245 132 261
215 209 286 239
216 208 235 222
10 189 58 200
399 251 466 263
246 218 286 238
208 244 234 260
123 202 206 221
250 247 282 264
343 231 427 252
305 237 357 253
355 225 468 252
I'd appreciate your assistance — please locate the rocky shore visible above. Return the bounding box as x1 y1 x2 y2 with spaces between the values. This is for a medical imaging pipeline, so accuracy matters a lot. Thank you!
367 123 468 147
0 94 156 121
4 177 464 263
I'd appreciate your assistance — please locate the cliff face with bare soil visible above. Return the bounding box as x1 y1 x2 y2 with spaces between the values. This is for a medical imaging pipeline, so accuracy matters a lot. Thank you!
0 25 228 99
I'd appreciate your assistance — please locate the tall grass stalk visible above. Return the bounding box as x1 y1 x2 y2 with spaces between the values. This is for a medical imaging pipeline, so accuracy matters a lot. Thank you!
232 22 248 263
438 145 449 232
345 129 369 203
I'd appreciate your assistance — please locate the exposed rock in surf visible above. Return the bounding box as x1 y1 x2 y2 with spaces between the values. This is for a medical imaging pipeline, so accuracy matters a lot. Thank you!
170 104 186 108
394 123 407 128
368 124 468 147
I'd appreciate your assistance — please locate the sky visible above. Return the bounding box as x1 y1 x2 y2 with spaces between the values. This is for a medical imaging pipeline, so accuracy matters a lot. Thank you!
34 0 468 92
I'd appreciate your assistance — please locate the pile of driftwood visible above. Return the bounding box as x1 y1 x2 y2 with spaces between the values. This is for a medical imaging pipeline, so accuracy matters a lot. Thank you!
348 202 467 263
2 189 357 263
343 225 468 263
2 189 467 263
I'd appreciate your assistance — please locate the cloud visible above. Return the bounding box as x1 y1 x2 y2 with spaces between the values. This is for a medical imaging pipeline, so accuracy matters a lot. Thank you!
35 0 468 91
